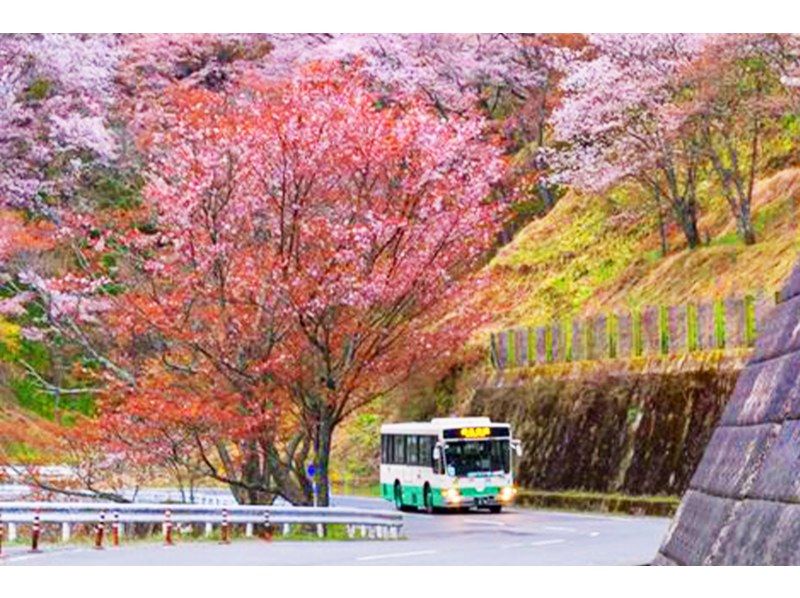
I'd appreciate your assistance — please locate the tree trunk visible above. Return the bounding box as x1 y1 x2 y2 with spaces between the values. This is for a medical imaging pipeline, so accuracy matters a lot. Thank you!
651 182 669 257
737 206 757 245
658 209 669 256
313 412 336 507
538 182 555 211
671 201 700 249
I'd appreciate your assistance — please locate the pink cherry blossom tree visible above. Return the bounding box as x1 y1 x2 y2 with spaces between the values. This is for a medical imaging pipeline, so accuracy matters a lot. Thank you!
552 34 709 249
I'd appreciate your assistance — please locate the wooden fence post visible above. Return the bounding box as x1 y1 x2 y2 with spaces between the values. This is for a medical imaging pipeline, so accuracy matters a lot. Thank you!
697 302 716 350
535 326 547 364
725 297 746 349
496 331 508 369
551 322 564 363
617 311 633 359
642 306 660 355
515 328 528 367
570 319 583 361
590 314 607 360
668 304 688 354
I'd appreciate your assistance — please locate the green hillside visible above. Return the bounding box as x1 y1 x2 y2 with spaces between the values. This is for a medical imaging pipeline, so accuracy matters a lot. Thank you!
482 167 800 332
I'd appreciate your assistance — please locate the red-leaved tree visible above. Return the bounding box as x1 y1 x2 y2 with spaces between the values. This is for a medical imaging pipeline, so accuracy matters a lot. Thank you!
93 62 507 504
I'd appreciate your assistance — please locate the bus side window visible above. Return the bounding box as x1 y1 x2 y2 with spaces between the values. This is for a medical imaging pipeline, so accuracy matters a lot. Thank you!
406 435 417 465
419 436 432 468
394 435 406 465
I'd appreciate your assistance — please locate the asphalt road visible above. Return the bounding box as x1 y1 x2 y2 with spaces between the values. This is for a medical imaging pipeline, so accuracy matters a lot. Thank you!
1 496 669 565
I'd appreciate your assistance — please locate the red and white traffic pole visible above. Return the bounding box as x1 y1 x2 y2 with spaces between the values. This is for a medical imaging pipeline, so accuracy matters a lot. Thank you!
220 508 230 544
112 511 120 547
94 510 106 550
164 509 173 546
30 508 41 553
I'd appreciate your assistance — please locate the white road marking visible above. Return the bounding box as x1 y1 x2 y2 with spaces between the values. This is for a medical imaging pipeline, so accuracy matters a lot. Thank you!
544 526 577 533
529 539 566 547
463 518 506 527
501 542 525 549
2 548 86 563
589 532 600 537
356 549 437 561
541 511 621 522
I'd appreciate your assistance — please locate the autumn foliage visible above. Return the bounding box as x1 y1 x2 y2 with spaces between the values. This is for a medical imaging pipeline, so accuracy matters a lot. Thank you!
74 62 505 504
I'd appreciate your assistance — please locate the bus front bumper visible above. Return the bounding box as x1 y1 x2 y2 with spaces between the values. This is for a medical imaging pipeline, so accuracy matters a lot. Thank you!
440 487 516 508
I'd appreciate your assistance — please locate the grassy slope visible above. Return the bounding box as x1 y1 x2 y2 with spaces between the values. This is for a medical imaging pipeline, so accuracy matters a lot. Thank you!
483 166 800 331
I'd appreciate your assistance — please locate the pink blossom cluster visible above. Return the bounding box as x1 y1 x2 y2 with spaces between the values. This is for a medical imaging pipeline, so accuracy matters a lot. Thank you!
551 34 709 192
0 34 121 210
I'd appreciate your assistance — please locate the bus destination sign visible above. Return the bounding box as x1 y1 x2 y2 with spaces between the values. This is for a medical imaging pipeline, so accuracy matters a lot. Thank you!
443 425 510 440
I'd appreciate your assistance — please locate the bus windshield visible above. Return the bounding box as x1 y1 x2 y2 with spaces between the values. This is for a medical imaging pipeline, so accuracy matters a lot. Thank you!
443 439 510 477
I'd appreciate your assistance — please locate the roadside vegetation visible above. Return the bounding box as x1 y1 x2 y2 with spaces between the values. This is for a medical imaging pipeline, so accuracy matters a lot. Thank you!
1 34 799 510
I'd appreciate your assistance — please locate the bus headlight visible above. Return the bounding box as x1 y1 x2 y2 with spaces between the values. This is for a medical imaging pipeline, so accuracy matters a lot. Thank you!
499 486 517 502
442 487 461 503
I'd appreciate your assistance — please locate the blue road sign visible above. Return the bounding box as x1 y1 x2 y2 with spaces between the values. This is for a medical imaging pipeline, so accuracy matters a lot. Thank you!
307 463 316 478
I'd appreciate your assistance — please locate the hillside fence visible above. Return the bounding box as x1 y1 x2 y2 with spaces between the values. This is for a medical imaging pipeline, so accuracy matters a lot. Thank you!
489 290 779 369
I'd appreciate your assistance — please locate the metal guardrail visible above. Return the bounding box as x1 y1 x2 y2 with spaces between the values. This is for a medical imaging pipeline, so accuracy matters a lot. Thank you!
0 501 403 553
0 485 239 505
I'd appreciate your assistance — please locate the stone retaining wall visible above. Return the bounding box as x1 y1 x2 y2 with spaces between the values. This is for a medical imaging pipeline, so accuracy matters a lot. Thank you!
654 262 800 565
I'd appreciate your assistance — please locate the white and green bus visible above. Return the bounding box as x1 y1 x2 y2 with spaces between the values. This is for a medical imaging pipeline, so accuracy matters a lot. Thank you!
379 417 522 513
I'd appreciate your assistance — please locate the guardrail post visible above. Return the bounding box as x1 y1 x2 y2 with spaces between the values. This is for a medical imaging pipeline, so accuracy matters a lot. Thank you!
204 522 212 538
346 524 354 539
261 511 272 541
220 508 230 544
94 510 106 550
61 522 71 543
30 507 41 553
359 524 366 538
282 523 290 536
164 508 173 546
245 522 253 538
8 522 16 542
112 511 120 547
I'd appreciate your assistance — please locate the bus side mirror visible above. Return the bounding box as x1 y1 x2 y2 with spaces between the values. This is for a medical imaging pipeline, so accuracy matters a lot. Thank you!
512 440 523 458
